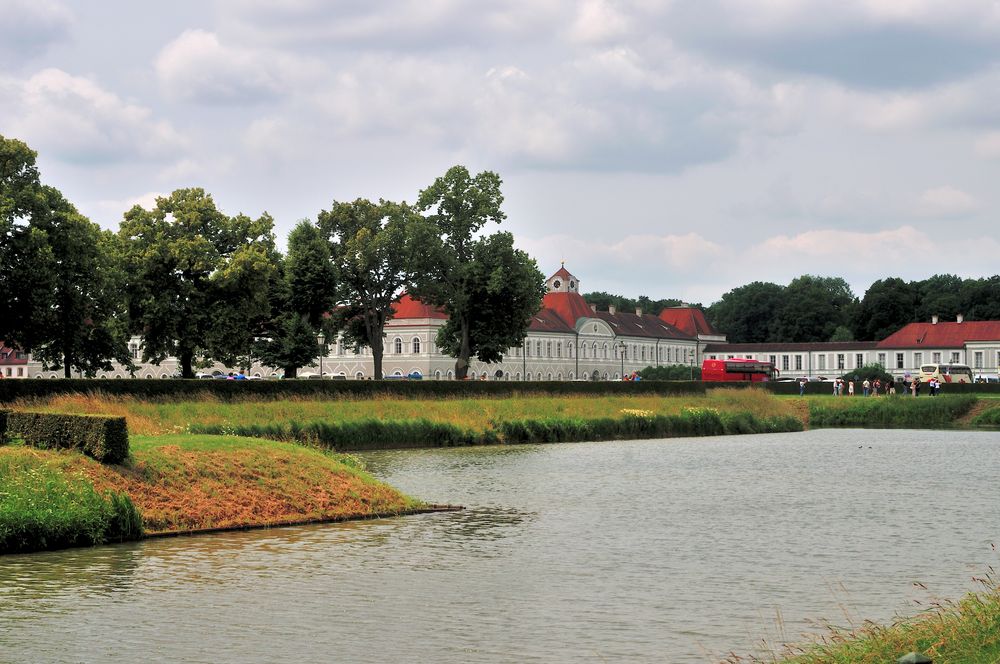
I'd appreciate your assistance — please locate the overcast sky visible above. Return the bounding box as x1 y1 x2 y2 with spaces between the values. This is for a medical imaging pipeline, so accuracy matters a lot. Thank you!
3 0 1000 305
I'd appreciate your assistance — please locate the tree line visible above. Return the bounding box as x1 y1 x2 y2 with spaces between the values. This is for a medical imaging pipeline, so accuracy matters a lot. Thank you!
594 273 1000 345
1 134 545 379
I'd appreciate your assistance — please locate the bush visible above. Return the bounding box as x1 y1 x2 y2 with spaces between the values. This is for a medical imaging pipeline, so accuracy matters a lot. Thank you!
639 365 701 380
971 406 1000 427
0 409 7 442
5 412 129 464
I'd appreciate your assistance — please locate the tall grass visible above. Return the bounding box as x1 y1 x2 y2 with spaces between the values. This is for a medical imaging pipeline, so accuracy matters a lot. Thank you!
809 395 977 429
0 450 143 553
730 572 1000 664
971 404 1000 427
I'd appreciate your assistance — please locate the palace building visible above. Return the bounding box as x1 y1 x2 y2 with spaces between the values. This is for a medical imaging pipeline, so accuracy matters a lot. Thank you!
25 264 718 380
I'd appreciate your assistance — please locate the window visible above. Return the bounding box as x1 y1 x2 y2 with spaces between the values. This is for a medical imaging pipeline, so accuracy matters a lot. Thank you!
394 338 402 354
932 352 941 363
536 341 542 356
837 354 845 370
782 355 789 371
641 346 646 361
914 352 922 368
568 343 573 358
546 341 552 357
4 368 10 377
974 351 983 369
17 368 24 377
795 355 802 371
603 343 608 358
877 352 886 367
950 351 960 363
581 343 586 358
855 354 863 369
818 355 826 370
593 342 599 358
557 342 562 358
769 355 776 366
412 337 421 354
896 353 904 369
129 343 139 360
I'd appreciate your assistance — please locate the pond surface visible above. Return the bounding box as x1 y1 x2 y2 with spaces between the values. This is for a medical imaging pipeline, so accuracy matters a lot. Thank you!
2 429 999 663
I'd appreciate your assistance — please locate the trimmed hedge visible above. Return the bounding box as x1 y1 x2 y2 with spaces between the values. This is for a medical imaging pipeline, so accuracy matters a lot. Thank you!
5 412 129 464
0 378 708 403
0 409 7 442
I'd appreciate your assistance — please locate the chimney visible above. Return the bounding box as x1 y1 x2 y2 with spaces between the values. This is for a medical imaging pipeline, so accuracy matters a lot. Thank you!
590 304 597 312
931 314 939 325
635 307 643 316
609 305 617 315
957 313 964 323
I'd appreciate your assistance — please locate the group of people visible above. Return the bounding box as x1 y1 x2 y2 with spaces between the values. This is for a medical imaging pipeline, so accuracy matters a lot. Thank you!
811 375 942 397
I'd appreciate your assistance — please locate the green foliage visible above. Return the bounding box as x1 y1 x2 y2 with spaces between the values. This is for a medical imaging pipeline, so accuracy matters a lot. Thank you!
828 325 854 342
838 362 893 383
971 405 1000 426
771 275 857 342
705 281 785 343
253 313 322 379
852 277 918 341
118 188 278 377
809 395 976 428
318 198 429 379
413 165 545 378
5 412 130 464
285 219 337 328
639 364 701 380
0 457 143 554
582 292 687 317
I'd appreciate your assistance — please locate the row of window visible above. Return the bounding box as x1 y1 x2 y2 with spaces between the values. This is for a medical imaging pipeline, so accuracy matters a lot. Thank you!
712 350 979 372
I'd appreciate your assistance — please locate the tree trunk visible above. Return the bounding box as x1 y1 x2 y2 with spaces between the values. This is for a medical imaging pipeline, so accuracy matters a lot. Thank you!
180 347 194 379
371 335 384 380
284 365 297 379
454 316 471 380
63 351 72 379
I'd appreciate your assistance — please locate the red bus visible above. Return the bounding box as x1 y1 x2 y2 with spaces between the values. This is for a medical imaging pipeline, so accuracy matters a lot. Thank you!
701 358 778 382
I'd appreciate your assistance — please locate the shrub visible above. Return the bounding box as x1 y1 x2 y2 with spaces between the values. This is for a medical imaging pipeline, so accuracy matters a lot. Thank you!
0 409 7 442
5 412 129 464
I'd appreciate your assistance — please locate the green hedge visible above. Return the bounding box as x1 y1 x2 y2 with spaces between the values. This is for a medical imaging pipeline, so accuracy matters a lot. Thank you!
5 412 129 464
809 395 977 429
0 409 7 442
0 378 709 403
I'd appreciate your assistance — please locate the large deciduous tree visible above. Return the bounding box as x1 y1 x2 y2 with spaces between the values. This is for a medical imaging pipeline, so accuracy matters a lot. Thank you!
318 198 428 379
770 275 856 343
254 220 335 378
706 281 785 343
119 188 277 378
852 277 918 341
413 165 544 379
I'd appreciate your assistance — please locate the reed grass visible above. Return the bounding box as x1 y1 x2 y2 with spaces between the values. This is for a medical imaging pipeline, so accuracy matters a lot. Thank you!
0 448 143 553
729 571 1000 664
809 395 977 429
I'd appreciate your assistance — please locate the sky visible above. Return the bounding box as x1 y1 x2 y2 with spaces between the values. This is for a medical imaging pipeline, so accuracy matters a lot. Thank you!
3 0 1000 306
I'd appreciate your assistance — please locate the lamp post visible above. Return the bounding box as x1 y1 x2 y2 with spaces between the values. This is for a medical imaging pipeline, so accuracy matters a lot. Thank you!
317 334 325 378
616 340 626 379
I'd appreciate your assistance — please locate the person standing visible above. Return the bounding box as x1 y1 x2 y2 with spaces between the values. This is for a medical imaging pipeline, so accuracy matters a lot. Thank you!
848 380 855 396
799 377 806 396
862 378 870 396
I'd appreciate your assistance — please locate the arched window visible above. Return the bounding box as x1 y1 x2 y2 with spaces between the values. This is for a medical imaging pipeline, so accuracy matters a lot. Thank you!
603 343 609 359
547 372 552 380
394 338 403 354
447 370 454 379
435 370 442 380
593 341 599 357
356 372 364 379
515 372 522 381
568 343 573 358
557 372 562 380
412 337 421 354
582 343 587 358
569 372 575 380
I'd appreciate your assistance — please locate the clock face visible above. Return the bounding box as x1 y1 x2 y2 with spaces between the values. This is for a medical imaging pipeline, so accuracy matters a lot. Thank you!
553 280 561 289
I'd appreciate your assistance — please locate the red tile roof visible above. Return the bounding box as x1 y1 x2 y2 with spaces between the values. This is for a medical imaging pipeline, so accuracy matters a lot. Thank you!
658 307 720 337
704 341 878 353
877 321 1000 349
549 264 573 281
592 311 691 340
0 343 27 365
528 309 575 333
542 291 595 327
390 294 448 320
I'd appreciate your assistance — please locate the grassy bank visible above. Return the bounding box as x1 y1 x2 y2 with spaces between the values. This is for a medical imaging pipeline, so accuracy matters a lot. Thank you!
808 395 978 429
738 574 1000 664
0 434 423 553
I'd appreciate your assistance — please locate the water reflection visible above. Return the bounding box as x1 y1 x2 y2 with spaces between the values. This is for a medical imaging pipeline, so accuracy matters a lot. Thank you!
1 429 999 663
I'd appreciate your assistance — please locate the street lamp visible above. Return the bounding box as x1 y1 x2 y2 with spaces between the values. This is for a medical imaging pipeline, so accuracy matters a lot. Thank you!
615 340 626 379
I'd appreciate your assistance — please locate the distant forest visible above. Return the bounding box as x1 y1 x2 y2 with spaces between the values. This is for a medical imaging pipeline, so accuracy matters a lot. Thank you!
584 274 1000 344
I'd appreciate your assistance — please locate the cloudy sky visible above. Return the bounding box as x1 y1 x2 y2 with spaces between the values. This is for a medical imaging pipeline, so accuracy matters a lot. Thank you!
3 0 1000 304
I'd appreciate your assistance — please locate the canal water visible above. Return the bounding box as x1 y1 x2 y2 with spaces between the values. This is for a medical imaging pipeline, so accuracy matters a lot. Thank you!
2 429 999 663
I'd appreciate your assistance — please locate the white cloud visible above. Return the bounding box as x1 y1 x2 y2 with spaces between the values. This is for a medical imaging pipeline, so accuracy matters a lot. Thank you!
974 131 1000 158
155 29 317 104
915 186 980 217
567 0 631 44
4 68 185 164
0 0 72 62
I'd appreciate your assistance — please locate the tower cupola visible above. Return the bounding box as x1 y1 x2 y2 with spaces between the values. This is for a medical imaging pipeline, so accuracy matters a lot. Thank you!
546 262 579 293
